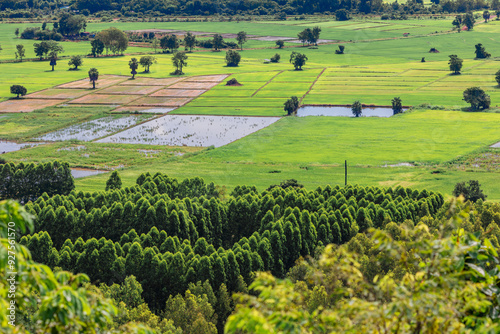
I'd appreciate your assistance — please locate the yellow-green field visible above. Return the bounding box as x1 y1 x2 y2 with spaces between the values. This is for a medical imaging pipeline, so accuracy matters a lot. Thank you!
1 15 500 199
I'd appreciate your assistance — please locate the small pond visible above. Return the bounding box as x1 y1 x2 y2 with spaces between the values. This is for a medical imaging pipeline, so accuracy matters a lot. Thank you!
0 141 43 154
71 168 108 178
297 106 403 118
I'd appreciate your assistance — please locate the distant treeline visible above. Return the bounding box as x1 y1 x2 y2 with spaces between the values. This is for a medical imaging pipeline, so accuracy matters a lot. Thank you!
22 171 443 316
0 0 495 18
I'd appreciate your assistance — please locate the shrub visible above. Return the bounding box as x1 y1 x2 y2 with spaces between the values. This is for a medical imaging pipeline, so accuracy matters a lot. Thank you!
10 84 27 98
225 50 241 67
463 87 490 110
453 180 486 202
270 53 281 63
352 101 362 117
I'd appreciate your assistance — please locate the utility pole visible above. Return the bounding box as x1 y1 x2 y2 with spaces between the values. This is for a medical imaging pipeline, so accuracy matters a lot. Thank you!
345 160 347 186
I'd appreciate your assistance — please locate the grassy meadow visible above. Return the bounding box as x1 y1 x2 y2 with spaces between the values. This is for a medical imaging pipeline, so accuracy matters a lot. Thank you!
1 15 500 199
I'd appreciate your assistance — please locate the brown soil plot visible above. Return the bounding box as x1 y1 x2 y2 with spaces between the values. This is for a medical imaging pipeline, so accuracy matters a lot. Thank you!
150 89 206 97
69 94 140 105
119 77 186 86
57 75 128 89
0 99 64 113
128 97 192 107
184 74 229 82
169 81 220 90
96 85 161 95
25 89 90 100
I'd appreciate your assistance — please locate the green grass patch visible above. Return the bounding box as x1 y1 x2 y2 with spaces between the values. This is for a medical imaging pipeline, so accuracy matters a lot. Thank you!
190 110 500 166
1 142 202 170
0 106 113 141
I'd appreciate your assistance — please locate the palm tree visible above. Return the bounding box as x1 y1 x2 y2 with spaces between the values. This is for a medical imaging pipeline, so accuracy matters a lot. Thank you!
88 68 99 89
129 57 138 79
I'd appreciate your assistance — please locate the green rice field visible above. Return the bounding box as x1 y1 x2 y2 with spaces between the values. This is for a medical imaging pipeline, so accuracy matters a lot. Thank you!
1 15 500 199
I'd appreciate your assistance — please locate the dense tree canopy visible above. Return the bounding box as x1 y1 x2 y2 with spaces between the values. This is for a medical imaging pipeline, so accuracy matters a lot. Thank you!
0 161 74 203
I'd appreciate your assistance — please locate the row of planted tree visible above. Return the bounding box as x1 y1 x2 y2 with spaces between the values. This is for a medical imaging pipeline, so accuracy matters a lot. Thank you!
5 161 500 332
19 171 443 315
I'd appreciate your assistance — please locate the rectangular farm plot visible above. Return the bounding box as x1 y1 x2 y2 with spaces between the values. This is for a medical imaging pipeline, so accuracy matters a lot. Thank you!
112 106 175 114
0 99 64 113
57 75 127 89
25 89 90 100
128 96 192 107
119 77 185 86
150 89 206 97
184 74 229 82
188 97 285 107
169 81 220 90
69 94 141 105
224 72 281 82
211 82 266 91
96 85 161 95
36 115 151 141
96 115 281 147
273 69 324 82
201 89 256 98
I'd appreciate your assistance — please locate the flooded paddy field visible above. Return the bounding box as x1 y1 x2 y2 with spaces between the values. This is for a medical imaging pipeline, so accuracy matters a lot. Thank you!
297 106 401 117
0 140 44 154
96 115 281 147
36 115 152 141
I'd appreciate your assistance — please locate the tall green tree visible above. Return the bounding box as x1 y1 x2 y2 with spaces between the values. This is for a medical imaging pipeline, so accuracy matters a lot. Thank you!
90 38 104 57
289 51 308 70
212 34 224 51
464 12 475 30
106 171 122 191
474 43 491 58
284 96 299 115
448 54 463 74
236 31 247 50
351 100 362 117
68 55 83 70
183 32 196 52
139 56 157 73
96 27 128 55
391 97 403 114
15 44 25 62
171 51 188 75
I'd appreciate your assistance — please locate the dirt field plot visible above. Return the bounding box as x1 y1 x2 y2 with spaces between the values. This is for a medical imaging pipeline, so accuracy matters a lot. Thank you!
57 75 127 89
97 85 161 95
129 97 192 107
151 89 206 97
169 81 220 90
184 75 229 82
119 77 185 86
25 89 90 100
0 99 64 113
113 106 175 114
69 94 140 105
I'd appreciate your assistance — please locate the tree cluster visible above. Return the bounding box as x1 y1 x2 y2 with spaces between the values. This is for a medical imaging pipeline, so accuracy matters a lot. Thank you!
227 198 500 333
21 172 444 331
95 27 128 55
0 161 74 203
297 27 321 46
